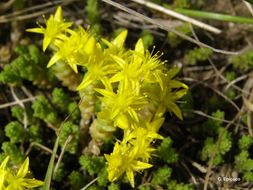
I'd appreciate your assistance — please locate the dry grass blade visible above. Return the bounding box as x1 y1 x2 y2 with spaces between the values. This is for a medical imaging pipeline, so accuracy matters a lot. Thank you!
189 110 235 125
0 0 15 13
130 0 222 34
0 96 37 109
101 0 239 55
0 1 62 19
242 74 253 136
0 8 54 23
10 86 28 129
244 0 253 16
0 0 78 23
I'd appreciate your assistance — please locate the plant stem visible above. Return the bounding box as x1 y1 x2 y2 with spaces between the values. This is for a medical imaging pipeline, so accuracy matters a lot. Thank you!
42 135 60 190
175 8 253 24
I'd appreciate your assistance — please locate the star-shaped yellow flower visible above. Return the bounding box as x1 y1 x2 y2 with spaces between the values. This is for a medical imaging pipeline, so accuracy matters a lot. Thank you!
105 142 152 188
27 6 72 51
5 157 44 190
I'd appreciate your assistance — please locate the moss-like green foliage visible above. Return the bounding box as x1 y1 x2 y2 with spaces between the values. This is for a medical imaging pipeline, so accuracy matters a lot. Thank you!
86 0 100 24
217 129 232 154
87 185 102 190
0 45 57 88
225 71 236 82
199 110 232 165
53 163 66 182
97 168 108 187
201 128 232 165
226 89 236 100
108 183 120 190
138 185 152 190
11 105 36 125
52 88 71 112
167 24 191 47
235 150 253 181
184 47 213 65
141 30 154 49
11 106 24 123
4 121 26 143
59 121 80 154
156 137 178 164
28 124 42 143
172 0 191 8
0 153 7 164
68 171 85 190
239 135 253 150
202 110 224 135
0 63 21 85
224 71 237 99
67 102 81 122
151 166 172 186
52 88 81 122
79 155 105 176
167 180 194 190
86 0 101 34
32 95 59 125
235 135 253 182
231 51 253 72
1 142 24 164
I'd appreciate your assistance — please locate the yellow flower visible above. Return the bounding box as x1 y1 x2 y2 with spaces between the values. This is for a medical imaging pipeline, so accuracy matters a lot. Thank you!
27 6 72 51
110 54 144 93
144 70 188 120
95 84 147 129
102 30 128 53
76 57 118 90
156 78 188 119
110 39 166 93
47 27 97 72
5 157 44 190
0 156 9 190
124 128 162 161
105 142 152 188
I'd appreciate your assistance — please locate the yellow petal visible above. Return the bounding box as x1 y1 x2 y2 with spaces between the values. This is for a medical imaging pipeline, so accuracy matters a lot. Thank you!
26 28 44 34
115 114 129 130
126 169 135 188
0 156 9 169
17 157 29 178
20 178 44 188
108 169 116 182
154 71 164 91
83 37 96 55
168 102 183 120
134 161 152 170
76 74 93 91
148 117 165 132
133 39 145 64
43 36 52 51
112 30 128 48
111 55 125 68
134 39 145 55
0 171 6 190
68 62 78 73
127 108 139 123
47 52 61 68
54 6 63 22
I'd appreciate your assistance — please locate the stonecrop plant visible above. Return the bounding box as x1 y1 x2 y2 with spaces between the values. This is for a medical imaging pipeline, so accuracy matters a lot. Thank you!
0 156 43 190
27 6 188 187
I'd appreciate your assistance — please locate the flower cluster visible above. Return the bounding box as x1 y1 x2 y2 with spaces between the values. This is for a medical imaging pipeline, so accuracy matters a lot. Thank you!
0 156 43 190
27 7 188 187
